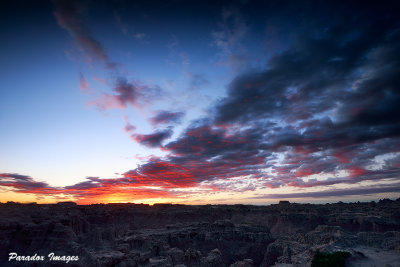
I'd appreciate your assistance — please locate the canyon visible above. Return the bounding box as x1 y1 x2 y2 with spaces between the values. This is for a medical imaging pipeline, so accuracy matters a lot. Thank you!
0 199 399 266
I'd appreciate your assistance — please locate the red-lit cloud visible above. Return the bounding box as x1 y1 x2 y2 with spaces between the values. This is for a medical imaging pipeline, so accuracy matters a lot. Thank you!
0 173 180 204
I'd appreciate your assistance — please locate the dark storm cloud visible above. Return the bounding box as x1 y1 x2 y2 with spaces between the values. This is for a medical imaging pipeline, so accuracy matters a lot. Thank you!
150 110 185 125
215 19 398 125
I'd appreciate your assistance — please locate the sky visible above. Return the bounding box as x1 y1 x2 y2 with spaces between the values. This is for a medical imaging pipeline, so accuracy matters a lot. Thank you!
0 0 399 205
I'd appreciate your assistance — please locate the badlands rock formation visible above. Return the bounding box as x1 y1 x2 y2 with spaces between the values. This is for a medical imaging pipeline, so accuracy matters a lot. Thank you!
0 199 399 266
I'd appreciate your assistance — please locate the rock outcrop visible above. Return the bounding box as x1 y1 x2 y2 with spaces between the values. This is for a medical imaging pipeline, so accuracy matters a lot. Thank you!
0 199 399 266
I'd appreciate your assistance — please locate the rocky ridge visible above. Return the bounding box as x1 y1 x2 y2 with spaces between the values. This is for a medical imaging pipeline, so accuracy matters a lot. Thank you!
0 199 399 266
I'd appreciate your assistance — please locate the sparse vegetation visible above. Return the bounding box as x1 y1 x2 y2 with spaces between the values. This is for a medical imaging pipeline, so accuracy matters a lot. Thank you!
311 251 351 267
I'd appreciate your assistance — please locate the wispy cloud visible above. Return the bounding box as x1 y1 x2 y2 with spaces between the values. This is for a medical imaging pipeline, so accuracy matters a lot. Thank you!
55 1 162 112
114 11 148 42
123 117 136 133
54 0 116 69
88 78 163 110
78 72 89 91
133 33 147 41
212 7 248 56
150 110 185 125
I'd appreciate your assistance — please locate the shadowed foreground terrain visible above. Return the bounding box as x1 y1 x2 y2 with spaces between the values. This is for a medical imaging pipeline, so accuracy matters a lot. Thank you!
0 199 399 267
